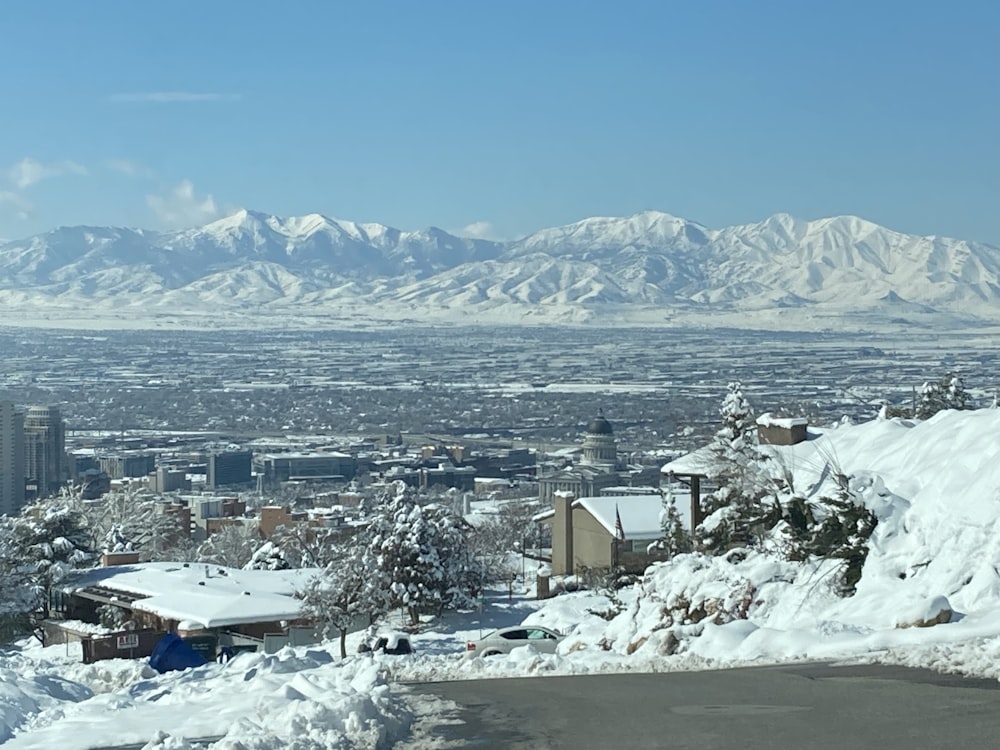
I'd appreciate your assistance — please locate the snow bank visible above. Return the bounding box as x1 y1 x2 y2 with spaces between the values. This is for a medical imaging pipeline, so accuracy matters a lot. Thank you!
2 646 415 750
0 670 92 744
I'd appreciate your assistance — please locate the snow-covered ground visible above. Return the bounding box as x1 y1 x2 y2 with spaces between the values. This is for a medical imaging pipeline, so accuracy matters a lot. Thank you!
3 409 1000 748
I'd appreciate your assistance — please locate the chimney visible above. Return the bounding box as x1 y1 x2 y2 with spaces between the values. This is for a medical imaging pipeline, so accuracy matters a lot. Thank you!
101 550 140 567
553 491 575 576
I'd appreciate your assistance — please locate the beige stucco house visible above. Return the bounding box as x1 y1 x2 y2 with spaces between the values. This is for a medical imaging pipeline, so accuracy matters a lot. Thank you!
535 492 680 575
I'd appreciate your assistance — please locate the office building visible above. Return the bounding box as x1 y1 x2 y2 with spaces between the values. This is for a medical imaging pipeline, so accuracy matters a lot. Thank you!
0 402 25 516
206 450 253 489
259 452 356 484
23 405 66 498
99 452 156 480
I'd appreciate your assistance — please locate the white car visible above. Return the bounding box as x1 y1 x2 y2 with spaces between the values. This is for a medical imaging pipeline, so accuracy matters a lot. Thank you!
465 625 564 657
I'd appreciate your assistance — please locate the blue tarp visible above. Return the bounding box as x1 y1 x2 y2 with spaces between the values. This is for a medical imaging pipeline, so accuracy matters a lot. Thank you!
148 632 208 673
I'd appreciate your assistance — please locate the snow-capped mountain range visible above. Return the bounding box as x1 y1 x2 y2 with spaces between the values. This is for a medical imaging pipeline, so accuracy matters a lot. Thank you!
1 209 998 329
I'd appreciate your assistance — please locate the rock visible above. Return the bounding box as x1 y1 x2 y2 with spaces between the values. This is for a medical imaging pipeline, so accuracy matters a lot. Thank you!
897 595 953 628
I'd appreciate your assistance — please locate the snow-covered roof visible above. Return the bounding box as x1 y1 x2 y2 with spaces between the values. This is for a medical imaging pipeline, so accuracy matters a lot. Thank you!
66 562 319 629
661 446 717 477
756 412 808 428
262 451 352 459
576 495 670 541
533 494 687 540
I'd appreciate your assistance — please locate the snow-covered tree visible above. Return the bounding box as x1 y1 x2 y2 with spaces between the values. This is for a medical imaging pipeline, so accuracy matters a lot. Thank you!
365 482 480 624
243 540 291 571
299 540 385 658
765 468 877 596
270 524 347 569
696 382 774 554
62 487 186 561
0 518 36 641
102 524 134 554
658 487 692 558
9 503 94 618
424 502 483 606
942 373 969 410
916 371 969 419
804 475 877 595
194 523 260 568
716 381 757 455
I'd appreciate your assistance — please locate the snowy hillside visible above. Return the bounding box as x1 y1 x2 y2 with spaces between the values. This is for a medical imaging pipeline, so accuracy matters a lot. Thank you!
2 210 999 329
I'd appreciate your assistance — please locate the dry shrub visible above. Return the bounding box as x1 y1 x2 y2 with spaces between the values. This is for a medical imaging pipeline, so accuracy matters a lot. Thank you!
626 636 648 655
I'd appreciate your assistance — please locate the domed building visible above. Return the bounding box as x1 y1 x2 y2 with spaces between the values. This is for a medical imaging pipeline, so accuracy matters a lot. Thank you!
538 412 657 503
581 411 617 470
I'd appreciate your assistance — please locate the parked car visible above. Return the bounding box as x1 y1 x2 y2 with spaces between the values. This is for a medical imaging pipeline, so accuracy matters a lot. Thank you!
465 625 563 657
359 632 413 655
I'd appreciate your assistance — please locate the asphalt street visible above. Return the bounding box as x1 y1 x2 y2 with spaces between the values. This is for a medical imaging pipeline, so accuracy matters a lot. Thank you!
403 663 1000 749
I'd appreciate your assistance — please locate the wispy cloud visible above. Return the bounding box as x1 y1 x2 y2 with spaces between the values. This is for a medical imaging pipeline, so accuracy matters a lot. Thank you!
146 179 220 227
105 159 155 178
452 221 502 241
0 191 32 220
110 91 241 103
7 157 87 189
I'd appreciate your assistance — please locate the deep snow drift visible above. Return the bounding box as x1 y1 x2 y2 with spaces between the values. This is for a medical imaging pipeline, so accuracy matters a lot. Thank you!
3 409 1000 748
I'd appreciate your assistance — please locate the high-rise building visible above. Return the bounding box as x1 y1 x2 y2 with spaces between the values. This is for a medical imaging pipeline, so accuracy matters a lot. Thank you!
207 450 253 489
0 401 26 516
23 405 66 498
99 452 156 480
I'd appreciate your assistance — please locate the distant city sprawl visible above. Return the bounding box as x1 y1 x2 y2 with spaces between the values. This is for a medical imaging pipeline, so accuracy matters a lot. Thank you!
0 326 993 449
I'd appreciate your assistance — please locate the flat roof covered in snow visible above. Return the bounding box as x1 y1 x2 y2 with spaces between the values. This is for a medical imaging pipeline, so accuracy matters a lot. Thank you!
67 562 319 629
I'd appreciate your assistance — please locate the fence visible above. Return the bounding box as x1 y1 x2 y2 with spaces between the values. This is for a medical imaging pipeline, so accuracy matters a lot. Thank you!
81 629 166 664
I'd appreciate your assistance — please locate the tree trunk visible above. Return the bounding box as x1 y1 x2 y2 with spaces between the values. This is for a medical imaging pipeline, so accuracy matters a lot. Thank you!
339 628 347 659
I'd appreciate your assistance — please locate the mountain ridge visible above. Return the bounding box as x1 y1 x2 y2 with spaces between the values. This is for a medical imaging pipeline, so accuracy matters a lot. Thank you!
1 210 998 330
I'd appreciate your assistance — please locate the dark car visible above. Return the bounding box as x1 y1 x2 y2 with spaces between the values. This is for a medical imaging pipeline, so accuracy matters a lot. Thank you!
359 632 413 655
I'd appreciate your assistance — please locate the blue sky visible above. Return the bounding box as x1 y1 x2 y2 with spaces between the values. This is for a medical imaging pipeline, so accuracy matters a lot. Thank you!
1 0 997 244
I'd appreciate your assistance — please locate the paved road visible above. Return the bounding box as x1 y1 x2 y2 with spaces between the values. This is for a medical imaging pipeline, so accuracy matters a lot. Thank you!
404 663 1000 749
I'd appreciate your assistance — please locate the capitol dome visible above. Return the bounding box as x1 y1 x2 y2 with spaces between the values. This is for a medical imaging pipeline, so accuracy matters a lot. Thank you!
586 415 614 435
582 411 617 468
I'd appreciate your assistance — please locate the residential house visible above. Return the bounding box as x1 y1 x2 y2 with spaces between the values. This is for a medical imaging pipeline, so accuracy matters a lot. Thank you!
54 562 320 652
535 493 683 575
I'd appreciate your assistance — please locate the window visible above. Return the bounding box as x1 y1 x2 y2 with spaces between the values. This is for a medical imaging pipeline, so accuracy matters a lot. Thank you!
500 629 527 640
526 629 553 640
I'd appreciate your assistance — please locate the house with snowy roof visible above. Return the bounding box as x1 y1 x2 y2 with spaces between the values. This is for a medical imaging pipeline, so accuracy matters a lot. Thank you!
54 562 319 647
534 492 687 575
